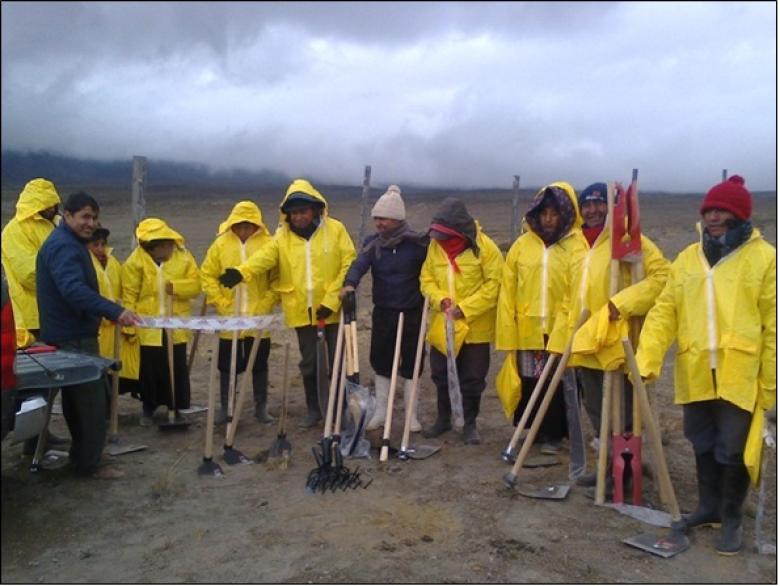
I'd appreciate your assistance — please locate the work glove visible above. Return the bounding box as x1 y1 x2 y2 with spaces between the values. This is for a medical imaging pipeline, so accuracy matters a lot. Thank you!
315 305 333 320
218 268 243 288
342 290 356 315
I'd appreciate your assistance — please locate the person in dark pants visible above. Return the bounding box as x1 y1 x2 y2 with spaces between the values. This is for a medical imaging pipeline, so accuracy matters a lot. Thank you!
340 185 429 432
419 198 503 445
36 192 140 479
219 179 356 428
637 175 776 555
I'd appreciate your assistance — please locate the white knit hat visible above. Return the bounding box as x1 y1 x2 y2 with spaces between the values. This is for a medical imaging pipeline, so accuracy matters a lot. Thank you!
371 185 405 220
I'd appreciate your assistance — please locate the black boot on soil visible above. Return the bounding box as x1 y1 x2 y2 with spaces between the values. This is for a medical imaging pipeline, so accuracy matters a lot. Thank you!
423 415 452 438
463 422 481 445
672 452 722 533
298 378 322 429
714 463 750 556
252 370 275 424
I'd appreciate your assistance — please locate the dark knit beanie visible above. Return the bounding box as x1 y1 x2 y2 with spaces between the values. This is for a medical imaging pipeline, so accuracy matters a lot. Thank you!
700 175 752 221
579 182 608 206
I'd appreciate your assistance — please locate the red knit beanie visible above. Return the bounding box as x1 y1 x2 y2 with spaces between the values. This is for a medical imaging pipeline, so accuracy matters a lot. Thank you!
700 175 752 220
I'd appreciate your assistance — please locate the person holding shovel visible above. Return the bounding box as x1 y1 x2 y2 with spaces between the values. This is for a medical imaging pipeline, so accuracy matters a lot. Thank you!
636 175 775 555
496 182 581 454
36 191 140 479
548 182 669 488
121 218 201 426
420 197 503 445
338 185 429 432
218 179 356 428
200 201 279 425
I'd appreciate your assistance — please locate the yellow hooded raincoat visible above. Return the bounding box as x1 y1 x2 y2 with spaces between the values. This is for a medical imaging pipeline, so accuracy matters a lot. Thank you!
636 226 776 414
121 219 201 346
90 249 140 380
496 181 583 351
547 216 670 369
236 180 356 328
1 179 61 347
420 222 504 353
201 201 279 339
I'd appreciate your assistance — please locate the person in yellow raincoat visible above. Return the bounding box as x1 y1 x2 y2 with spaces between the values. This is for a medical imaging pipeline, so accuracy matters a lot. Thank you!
1 178 61 348
200 201 279 425
636 175 776 555
218 180 356 428
122 219 201 425
420 197 503 445
495 182 581 455
547 182 670 489
86 225 140 400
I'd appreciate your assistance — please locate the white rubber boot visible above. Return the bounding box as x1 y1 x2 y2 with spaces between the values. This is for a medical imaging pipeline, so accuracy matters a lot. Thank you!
366 375 390 431
403 378 422 432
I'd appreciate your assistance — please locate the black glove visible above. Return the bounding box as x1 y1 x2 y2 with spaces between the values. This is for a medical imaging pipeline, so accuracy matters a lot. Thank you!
218 268 243 288
342 291 356 315
315 305 333 320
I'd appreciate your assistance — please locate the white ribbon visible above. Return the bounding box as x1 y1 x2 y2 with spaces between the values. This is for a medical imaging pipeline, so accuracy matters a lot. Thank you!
137 313 285 332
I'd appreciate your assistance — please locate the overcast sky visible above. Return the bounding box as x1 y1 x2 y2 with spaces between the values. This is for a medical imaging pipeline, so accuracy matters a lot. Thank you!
1 1 776 191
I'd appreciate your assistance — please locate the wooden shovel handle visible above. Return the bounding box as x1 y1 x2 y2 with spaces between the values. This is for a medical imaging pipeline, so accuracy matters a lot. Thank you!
226 330 261 447
187 297 208 374
109 323 121 436
322 313 345 438
504 352 557 455
165 294 177 417
380 312 405 462
621 338 682 521
400 299 430 452
278 341 291 436
204 334 220 460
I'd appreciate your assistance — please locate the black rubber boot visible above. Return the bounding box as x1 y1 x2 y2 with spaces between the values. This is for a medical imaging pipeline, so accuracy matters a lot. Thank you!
298 376 322 429
673 452 722 532
715 463 750 555
462 395 481 445
252 370 274 424
422 385 452 438
215 375 229 425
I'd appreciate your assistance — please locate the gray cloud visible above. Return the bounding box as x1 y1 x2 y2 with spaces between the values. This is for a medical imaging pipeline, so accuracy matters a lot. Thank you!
1 1 776 191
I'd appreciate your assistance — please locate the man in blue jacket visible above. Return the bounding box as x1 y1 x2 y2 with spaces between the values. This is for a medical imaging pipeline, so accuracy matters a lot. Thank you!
340 185 429 431
37 192 139 479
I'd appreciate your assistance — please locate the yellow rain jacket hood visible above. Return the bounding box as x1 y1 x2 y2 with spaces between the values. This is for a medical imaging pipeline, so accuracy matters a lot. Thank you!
548 216 670 369
201 201 278 339
496 181 582 351
237 180 356 328
1 178 62 346
636 227 776 414
122 222 201 346
421 220 504 354
136 218 185 247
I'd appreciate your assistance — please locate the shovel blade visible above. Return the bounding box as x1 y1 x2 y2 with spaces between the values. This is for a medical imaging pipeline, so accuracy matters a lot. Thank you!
400 444 441 460
223 446 253 466
522 455 561 468
106 444 148 456
623 531 690 558
517 483 571 500
198 458 224 478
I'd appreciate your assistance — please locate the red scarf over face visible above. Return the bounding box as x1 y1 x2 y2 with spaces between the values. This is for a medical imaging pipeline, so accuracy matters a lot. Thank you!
430 222 468 272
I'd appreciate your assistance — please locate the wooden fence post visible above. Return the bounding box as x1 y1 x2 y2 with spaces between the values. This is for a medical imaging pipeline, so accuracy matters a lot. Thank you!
131 156 147 249
510 174 521 242
357 165 372 247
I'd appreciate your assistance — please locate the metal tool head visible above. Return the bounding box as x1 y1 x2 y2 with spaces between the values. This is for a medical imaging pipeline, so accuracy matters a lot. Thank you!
517 483 571 500
223 446 253 466
398 443 441 460
623 530 690 558
197 457 224 478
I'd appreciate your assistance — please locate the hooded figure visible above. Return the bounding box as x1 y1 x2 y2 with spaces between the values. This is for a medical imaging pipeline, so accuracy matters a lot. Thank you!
121 218 201 424
420 197 504 445
200 201 279 424
495 182 580 452
340 185 429 432
1 178 61 347
636 175 775 555
219 179 356 428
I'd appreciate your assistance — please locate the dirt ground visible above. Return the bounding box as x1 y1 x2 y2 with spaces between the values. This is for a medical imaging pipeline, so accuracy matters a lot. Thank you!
1 183 777 583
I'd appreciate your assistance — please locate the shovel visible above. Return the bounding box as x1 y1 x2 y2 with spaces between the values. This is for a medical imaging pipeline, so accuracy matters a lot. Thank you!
186 297 208 374
503 309 589 490
222 331 261 465
316 317 330 417
159 293 189 432
445 265 465 428
379 312 405 462
620 337 689 557
398 299 441 461
198 334 224 477
268 341 292 469
107 323 148 455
